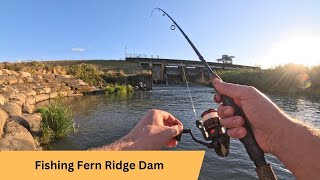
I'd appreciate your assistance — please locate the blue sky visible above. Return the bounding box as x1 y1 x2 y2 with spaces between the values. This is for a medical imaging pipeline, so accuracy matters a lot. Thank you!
1 0 319 68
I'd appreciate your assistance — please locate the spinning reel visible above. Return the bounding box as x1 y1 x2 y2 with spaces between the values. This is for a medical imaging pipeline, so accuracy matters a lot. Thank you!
176 109 230 157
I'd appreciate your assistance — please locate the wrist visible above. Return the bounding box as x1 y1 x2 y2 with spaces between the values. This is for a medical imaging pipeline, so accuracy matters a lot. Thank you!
268 112 292 156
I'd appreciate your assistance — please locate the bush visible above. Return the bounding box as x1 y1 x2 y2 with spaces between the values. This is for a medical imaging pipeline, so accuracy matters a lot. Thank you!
67 64 106 87
39 103 74 144
104 84 134 94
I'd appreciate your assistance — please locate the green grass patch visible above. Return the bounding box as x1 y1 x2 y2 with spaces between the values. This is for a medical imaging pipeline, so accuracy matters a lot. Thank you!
104 84 134 94
39 103 74 144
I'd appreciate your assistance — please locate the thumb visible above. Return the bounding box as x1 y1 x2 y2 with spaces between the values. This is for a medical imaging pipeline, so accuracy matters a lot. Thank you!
168 125 183 137
212 78 248 99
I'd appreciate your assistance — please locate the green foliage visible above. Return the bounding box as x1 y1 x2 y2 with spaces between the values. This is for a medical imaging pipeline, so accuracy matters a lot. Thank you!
104 84 134 94
218 64 320 94
67 64 106 86
39 103 74 144
126 84 134 93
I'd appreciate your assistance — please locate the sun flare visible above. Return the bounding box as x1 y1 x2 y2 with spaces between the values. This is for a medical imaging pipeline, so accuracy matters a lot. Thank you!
259 34 320 68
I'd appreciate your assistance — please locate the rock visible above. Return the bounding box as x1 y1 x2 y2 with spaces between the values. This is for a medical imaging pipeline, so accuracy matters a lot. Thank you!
1 101 22 116
0 108 8 137
59 91 69 97
25 96 36 105
35 94 50 103
26 77 34 83
7 76 18 84
0 75 8 85
57 75 73 80
0 94 7 105
20 71 31 78
49 92 59 99
0 121 37 150
43 87 51 94
35 88 46 94
10 116 31 131
10 100 23 107
11 71 19 76
1 69 12 75
23 89 37 96
17 78 24 84
0 70 2 75
23 113 42 136
9 93 26 104
0 86 16 98
22 104 35 114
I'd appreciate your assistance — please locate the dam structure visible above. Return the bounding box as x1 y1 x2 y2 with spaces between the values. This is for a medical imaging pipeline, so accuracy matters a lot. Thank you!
126 56 259 85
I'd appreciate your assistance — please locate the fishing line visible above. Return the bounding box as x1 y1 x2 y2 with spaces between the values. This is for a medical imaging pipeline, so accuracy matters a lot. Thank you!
180 61 197 120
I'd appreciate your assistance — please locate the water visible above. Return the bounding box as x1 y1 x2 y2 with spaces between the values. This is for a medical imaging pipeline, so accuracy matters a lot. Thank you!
47 86 320 179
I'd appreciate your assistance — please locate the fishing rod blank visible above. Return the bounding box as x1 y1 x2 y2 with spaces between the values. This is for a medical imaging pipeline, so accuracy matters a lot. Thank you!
151 8 277 180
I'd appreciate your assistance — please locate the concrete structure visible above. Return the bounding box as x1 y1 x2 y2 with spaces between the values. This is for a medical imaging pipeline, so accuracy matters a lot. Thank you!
126 57 259 85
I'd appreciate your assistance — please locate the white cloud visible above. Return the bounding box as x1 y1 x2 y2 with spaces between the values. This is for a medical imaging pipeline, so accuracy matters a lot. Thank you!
71 48 85 52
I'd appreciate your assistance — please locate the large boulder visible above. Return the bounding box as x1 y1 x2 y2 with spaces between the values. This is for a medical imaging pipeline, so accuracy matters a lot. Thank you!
0 121 37 150
23 113 42 136
1 101 22 116
10 116 31 131
0 108 8 137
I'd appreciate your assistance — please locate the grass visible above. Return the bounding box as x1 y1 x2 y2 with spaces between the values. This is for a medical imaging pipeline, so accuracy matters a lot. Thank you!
105 84 134 94
39 103 74 144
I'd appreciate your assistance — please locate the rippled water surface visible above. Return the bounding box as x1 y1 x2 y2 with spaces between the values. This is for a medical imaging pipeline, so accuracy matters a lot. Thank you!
48 86 320 179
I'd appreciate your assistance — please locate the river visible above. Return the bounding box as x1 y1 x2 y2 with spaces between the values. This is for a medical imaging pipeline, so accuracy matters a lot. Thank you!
47 85 320 179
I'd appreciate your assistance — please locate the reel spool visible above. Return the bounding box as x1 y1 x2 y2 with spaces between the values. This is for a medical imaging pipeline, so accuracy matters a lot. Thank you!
176 109 230 157
196 109 230 157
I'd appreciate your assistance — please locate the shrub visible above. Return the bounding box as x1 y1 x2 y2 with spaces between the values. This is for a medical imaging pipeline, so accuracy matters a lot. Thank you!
67 63 106 86
104 84 134 94
39 103 74 144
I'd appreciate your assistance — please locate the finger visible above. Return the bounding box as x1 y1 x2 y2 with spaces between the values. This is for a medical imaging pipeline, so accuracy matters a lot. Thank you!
220 116 244 128
161 111 179 125
214 94 222 103
168 124 184 136
227 127 247 139
212 78 249 99
166 138 178 148
217 105 235 118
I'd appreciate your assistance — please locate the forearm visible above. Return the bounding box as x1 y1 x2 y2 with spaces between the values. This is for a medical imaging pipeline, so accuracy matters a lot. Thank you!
88 136 134 151
272 116 320 179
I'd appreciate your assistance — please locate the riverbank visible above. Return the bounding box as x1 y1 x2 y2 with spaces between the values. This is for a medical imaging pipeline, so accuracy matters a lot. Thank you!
0 68 99 150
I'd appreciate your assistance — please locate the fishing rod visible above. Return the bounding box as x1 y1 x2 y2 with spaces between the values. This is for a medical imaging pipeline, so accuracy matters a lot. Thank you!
151 8 277 180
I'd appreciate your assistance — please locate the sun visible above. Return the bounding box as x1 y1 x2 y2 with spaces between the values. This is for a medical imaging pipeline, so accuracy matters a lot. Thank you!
259 34 320 68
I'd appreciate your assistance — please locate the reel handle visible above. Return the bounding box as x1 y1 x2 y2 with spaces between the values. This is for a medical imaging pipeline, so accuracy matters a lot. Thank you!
221 95 267 167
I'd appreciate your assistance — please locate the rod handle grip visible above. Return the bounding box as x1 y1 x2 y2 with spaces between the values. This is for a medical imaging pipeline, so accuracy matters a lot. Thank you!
221 95 267 167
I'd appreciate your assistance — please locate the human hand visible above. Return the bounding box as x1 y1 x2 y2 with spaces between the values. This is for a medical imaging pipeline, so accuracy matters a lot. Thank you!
213 78 288 153
120 109 183 150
